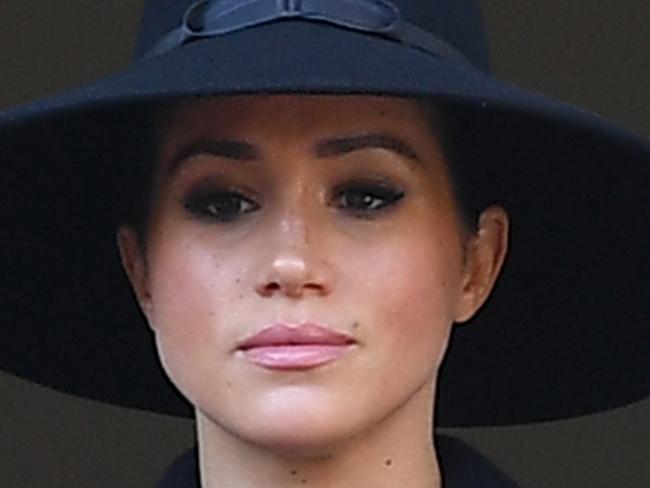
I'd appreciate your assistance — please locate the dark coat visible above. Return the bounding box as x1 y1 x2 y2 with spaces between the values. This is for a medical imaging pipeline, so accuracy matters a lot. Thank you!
156 434 519 487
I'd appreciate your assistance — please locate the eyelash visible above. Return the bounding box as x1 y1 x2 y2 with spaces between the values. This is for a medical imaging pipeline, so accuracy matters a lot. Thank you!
182 181 406 223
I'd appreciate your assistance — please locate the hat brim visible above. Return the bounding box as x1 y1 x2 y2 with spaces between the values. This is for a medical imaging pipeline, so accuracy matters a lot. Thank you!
1 21 649 427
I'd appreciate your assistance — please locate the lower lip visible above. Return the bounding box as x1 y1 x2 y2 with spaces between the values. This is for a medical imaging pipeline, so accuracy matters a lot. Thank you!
240 344 355 370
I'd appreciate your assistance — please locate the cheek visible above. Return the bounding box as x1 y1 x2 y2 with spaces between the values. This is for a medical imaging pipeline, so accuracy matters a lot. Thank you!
358 226 461 369
144 230 236 396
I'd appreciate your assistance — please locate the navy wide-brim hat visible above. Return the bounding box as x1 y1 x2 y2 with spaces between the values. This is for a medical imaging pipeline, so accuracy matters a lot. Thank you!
1 0 648 428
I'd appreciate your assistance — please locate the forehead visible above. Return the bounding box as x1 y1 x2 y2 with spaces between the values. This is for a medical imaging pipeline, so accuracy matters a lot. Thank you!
157 94 436 142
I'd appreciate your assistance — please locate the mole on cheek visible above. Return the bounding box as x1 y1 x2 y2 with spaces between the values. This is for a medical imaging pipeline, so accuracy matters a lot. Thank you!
385 458 392 466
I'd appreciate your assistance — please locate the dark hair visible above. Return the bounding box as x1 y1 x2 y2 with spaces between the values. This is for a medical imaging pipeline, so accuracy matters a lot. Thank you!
111 103 159 247
419 98 490 237
116 97 492 245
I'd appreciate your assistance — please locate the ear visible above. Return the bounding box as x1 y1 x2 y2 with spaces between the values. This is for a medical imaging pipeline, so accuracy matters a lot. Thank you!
453 205 509 323
116 226 153 320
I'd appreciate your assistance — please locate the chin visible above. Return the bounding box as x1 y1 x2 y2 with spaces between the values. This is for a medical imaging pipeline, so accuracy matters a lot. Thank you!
207 390 366 456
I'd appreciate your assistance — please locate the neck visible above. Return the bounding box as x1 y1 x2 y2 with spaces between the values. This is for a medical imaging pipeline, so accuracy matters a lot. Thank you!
196 379 441 488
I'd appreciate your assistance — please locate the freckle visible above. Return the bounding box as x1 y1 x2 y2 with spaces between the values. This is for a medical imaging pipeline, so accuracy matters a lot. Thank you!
385 458 392 466
301 479 307 484
226 382 232 387
236 278 240 283
238 294 243 299
290 469 298 476
352 321 359 329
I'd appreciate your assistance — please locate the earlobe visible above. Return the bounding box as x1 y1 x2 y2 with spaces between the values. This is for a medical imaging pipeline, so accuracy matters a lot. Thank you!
116 226 152 319
453 205 510 324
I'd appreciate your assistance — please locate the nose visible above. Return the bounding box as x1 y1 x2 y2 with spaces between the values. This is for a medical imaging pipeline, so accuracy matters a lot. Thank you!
254 199 333 299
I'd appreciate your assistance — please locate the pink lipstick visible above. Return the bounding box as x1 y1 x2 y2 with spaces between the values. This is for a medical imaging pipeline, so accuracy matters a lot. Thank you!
237 322 357 370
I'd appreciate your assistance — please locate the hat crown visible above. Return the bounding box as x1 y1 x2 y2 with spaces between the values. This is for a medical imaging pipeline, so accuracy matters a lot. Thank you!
132 0 491 72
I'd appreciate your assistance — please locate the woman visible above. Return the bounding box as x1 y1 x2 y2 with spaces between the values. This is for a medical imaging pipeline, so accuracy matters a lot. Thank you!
1 0 648 487
119 94 512 487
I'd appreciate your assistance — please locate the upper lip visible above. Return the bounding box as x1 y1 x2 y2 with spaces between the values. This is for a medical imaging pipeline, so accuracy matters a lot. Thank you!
237 321 357 350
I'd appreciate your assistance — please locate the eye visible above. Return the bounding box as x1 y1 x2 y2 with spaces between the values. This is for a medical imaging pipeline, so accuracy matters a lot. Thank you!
183 187 259 223
333 182 405 219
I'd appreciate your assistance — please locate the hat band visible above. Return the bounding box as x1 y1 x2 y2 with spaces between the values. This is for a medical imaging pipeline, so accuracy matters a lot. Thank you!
144 0 473 67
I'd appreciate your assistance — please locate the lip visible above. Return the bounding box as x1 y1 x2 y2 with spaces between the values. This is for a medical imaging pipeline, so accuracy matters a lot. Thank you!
237 321 357 350
240 344 355 370
236 321 357 370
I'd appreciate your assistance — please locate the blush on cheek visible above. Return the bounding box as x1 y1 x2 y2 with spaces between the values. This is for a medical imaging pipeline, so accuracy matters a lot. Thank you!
152 262 210 326
146 238 227 387
364 239 458 367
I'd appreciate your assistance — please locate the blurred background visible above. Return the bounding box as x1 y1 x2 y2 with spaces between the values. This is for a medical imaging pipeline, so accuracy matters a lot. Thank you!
0 1 648 486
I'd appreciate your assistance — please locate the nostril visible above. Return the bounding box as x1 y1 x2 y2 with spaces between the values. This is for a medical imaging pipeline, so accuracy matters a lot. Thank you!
305 283 323 292
256 281 325 298
255 281 280 298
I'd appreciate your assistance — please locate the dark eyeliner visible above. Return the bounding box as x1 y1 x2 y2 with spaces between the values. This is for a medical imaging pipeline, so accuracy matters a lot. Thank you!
333 180 405 219
182 184 258 223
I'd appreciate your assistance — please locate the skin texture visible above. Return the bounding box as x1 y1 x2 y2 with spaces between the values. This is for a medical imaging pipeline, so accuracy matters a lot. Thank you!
117 95 509 487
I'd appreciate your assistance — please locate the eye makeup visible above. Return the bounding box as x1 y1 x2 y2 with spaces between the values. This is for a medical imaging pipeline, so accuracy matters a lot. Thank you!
182 181 259 223
180 177 406 224
331 179 405 220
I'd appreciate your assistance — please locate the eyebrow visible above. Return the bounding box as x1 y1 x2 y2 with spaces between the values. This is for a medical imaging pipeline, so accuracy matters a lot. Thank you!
315 133 420 162
165 133 422 175
166 140 258 174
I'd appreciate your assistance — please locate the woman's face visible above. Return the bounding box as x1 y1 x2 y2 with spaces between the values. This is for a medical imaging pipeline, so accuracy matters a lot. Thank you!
118 95 508 453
